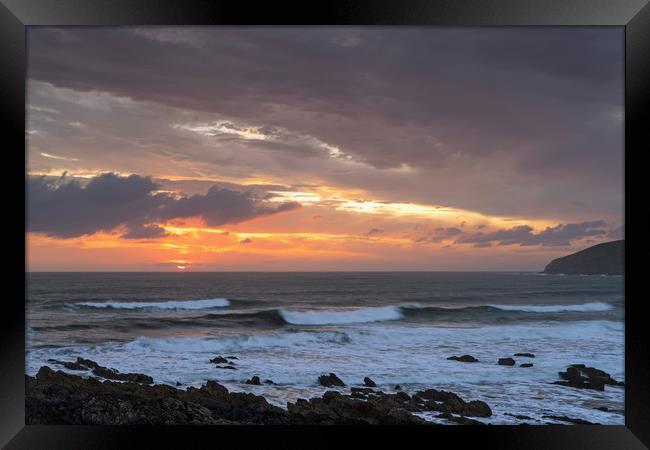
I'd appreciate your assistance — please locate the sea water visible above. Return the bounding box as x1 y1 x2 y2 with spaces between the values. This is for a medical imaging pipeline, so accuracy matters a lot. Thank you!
26 272 624 424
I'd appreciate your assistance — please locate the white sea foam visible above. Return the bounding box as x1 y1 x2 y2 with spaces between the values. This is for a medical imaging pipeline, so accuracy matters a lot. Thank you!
279 305 403 325
75 298 230 310
489 302 613 313
26 319 625 424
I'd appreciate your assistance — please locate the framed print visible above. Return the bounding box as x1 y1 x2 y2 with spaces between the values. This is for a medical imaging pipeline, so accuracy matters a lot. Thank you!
1 0 648 448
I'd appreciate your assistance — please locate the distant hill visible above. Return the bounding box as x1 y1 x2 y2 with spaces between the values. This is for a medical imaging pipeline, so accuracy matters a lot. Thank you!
543 240 624 275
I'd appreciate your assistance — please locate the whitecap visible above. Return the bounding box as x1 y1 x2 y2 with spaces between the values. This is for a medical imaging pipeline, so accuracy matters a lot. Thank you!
488 301 612 313
75 298 230 310
279 305 403 325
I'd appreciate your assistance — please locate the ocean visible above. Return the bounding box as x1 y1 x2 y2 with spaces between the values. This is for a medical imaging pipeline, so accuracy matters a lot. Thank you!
26 272 625 424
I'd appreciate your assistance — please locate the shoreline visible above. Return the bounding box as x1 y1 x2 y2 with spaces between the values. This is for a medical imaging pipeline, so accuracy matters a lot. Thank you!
26 357 624 425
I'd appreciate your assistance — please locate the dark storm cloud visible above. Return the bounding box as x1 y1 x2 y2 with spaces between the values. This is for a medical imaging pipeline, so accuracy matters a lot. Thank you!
456 220 608 247
26 27 623 222
121 224 168 240
27 27 622 174
415 226 463 243
27 173 301 239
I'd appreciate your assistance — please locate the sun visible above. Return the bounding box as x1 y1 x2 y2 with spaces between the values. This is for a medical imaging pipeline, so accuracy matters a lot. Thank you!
176 265 186 270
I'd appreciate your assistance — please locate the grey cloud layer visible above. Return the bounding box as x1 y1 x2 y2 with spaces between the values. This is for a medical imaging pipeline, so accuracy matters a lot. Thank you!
27 173 300 239
27 27 623 222
455 221 609 247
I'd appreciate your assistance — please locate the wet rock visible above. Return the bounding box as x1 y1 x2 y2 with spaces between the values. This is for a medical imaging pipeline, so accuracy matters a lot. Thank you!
26 366 288 425
286 390 426 425
245 376 261 385
363 377 377 387
26 365 493 425
351 387 374 395
394 384 402 391
176 381 182 386
63 362 87 371
542 414 596 425
47 359 88 371
318 373 345 387
413 389 492 417
264 379 274 384
215 365 237 370
227 356 239 360
437 412 485 425
394 391 411 403
520 363 534 368
209 356 228 364
554 364 622 391
514 353 535 358
75 357 100 370
505 412 533 420
447 354 478 363
61 358 153 384
498 358 515 366
91 366 154 384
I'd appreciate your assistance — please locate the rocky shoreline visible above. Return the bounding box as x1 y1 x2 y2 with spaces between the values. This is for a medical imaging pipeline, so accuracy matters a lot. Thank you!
26 356 624 425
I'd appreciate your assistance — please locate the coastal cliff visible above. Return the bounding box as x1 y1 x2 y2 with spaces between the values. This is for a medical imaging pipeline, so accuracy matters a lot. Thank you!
543 240 624 275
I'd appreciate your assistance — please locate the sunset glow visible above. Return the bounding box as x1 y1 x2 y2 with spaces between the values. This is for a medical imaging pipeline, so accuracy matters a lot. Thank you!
26 27 623 271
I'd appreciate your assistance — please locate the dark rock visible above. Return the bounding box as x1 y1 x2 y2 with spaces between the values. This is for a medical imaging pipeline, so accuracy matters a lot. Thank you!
394 391 411 403
514 353 535 358
215 365 237 370
596 406 609 411
463 400 493 417
91 366 154 384
62 362 86 371
209 356 228 364
60 358 153 384
542 414 597 425
75 357 100 370
437 412 485 425
46 359 89 371
555 364 621 391
245 376 261 385
505 412 533 420
363 377 377 387
318 373 345 387
26 366 289 425
520 363 534 368
414 388 492 417
447 354 479 363
264 379 273 384
26 365 492 425
542 239 623 276
287 390 426 425
227 356 239 360
394 384 402 391
350 387 374 395
176 381 182 386
498 358 515 366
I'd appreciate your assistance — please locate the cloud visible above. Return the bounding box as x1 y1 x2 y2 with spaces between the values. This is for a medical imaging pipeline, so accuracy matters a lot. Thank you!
364 228 383 236
27 173 301 239
607 226 624 240
456 221 609 247
121 224 168 240
26 27 623 223
415 227 462 243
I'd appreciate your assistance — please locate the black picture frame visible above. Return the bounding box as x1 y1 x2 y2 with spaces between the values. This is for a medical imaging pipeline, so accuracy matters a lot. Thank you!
2 0 647 448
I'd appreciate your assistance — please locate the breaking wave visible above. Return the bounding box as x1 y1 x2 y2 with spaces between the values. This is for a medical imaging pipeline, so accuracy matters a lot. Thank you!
75 298 231 310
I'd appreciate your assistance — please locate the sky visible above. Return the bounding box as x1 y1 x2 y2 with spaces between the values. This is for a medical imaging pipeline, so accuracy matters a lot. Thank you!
26 27 624 271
